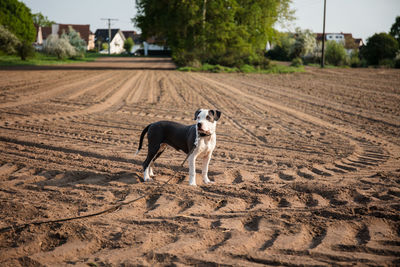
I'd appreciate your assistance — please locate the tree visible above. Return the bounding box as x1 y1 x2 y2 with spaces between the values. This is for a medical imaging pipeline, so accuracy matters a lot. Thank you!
0 24 20 54
0 0 36 43
0 0 36 60
62 26 86 58
133 0 293 67
291 28 316 58
266 32 295 61
361 32 399 65
17 40 35 60
33 12 55 27
390 16 400 46
124 37 134 54
325 40 347 66
44 34 76 59
390 16 400 43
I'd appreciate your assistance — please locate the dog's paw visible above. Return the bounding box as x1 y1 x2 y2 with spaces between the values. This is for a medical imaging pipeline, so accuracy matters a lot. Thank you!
143 178 153 183
203 177 214 184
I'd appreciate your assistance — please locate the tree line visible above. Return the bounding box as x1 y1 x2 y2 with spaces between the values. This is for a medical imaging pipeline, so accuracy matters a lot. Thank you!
134 0 400 69
134 0 294 67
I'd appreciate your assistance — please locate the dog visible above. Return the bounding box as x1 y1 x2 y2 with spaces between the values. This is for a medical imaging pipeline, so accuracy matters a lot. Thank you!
135 109 221 186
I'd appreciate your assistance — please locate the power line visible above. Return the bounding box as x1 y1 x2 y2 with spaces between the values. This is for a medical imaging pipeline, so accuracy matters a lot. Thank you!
101 18 118 55
321 0 327 68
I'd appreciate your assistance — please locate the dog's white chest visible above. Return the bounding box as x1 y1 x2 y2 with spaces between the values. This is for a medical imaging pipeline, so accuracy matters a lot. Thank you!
195 134 216 155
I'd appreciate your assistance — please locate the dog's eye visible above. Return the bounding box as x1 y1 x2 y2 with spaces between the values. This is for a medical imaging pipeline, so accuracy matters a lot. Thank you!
206 115 211 121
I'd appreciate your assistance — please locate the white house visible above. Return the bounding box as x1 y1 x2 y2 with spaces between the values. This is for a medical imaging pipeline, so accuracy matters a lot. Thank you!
317 32 364 54
95 29 126 54
325 33 345 44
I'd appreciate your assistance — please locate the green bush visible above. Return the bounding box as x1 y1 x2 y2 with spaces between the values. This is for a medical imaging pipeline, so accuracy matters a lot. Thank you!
0 25 20 54
378 58 394 68
124 37 134 54
361 32 399 65
62 27 86 58
359 58 368 68
44 34 76 59
177 63 239 73
291 57 303 67
266 33 295 61
291 28 317 59
325 40 348 66
172 49 203 67
395 58 400 69
350 57 360 68
102 43 109 51
349 50 360 68
240 64 256 73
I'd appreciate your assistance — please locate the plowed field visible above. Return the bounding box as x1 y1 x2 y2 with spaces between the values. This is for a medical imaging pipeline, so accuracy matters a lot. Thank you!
0 57 399 266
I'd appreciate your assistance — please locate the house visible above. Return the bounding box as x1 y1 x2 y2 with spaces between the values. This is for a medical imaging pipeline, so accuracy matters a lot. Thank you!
95 29 126 54
35 24 95 51
35 25 52 45
141 36 170 56
316 32 364 53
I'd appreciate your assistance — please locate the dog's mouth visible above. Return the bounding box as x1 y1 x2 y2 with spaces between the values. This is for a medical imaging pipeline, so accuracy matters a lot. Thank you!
198 128 212 136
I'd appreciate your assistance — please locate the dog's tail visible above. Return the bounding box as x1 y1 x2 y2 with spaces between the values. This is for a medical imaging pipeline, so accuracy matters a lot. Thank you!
135 124 150 155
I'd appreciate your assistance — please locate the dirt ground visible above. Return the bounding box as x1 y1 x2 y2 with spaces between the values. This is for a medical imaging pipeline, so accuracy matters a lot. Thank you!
0 57 399 266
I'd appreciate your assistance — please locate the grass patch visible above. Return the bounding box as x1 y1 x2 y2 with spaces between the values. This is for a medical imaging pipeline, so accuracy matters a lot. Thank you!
307 63 350 69
0 52 98 66
179 63 239 73
261 64 305 74
179 62 304 74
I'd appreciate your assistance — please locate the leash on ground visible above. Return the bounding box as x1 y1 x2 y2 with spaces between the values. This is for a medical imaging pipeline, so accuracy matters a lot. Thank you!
0 148 195 234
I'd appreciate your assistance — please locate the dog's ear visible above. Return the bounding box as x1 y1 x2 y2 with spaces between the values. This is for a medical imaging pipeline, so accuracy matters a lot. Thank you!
214 110 221 121
194 109 201 120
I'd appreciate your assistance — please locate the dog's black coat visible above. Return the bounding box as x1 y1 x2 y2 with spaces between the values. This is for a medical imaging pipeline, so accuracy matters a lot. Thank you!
137 121 197 170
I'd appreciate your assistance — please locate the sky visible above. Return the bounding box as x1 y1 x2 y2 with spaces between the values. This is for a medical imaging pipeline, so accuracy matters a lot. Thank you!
21 0 400 42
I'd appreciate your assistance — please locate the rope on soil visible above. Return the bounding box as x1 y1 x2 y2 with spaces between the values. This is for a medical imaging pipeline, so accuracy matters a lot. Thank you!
0 149 194 234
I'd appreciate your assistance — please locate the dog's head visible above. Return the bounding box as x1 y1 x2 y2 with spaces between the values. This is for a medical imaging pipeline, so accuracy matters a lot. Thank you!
194 109 221 136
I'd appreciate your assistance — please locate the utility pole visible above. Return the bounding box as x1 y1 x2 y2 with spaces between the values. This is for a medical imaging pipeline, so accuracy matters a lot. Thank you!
202 0 207 53
321 0 327 68
101 18 118 55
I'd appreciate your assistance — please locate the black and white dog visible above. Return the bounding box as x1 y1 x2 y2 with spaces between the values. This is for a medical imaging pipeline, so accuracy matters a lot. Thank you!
135 109 221 186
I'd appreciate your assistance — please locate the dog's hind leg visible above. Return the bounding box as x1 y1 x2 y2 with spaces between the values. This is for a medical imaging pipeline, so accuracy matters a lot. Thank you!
149 143 167 177
143 144 161 182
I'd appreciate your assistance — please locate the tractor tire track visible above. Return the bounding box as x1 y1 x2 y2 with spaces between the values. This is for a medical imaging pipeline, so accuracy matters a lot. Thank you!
0 59 399 266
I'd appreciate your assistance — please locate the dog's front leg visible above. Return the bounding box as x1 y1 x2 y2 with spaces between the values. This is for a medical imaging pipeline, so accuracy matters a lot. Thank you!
202 152 212 184
188 153 197 186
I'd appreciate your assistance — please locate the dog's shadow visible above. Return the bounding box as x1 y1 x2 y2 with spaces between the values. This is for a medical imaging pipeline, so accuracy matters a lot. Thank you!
34 169 142 188
32 164 223 189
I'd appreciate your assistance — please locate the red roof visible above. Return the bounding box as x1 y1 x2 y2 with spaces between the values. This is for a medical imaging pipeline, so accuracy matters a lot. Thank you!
57 24 91 43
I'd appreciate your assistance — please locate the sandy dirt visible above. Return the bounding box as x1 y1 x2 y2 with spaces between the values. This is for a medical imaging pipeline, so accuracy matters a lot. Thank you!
0 57 399 266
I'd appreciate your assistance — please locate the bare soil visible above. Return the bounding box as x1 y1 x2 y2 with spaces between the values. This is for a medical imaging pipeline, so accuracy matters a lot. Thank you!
0 57 399 266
